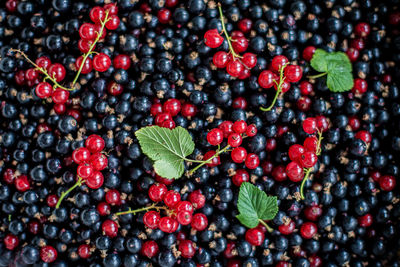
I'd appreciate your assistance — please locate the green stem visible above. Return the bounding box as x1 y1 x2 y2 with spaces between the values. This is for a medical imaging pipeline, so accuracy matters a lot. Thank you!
260 63 288 112
307 72 327 79
188 144 231 175
217 3 241 59
258 219 273 233
56 177 85 209
115 203 167 216
71 10 110 86
316 130 324 156
185 158 207 163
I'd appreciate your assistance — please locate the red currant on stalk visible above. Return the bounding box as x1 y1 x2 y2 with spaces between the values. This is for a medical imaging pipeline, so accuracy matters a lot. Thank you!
176 201 194 214
36 56 51 71
148 183 167 202
226 60 244 77
241 52 257 69
233 120 247 134
104 3 118 15
78 39 95 53
284 65 303 83
218 121 234 138
89 6 105 24
231 35 248 53
258 70 276 89
72 147 91 164
105 15 120 30
51 88 69 104
213 51 230 68
245 228 265 246
85 134 105 153
75 56 93 74
285 161 304 182
25 68 38 81
77 164 94 179
35 82 53 99
90 153 108 171
48 63 66 82
228 133 242 147
79 23 97 40
163 190 181 208
288 144 305 162
231 147 247 163
86 171 104 189
204 29 224 48
158 217 177 233
270 55 289 73
179 240 196 258
246 124 257 137
203 150 221 167
245 153 260 169
303 136 318 152
299 151 318 168
302 117 317 134
141 240 159 258
143 211 161 229
93 53 112 72
177 211 193 225
207 128 224 146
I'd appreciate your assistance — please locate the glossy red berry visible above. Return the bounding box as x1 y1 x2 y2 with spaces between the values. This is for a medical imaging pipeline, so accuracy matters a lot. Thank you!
79 23 96 40
14 175 30 192
176 201 194 214
246 124 257 137
191 213 208 231
78 244 91 259
51 88 69 104
278 220 296 235
105 189 121 206
379 175 396 191
35 82 53 99
104 3 118 15
232 169 249 186
231 36 248 53
299 151 318 168
181 103 197 118
238 18 252 33
358 214 373 227
113 54 131 70
40 245 57 263
276 80 291 92
89 153 108 171
218 121 234 138
36 56 51 71
299 81 313 95
143 211 161 229
245 228 265 246
141 240 159 258
72 147 91 164
97 202 111 216
163 190 181 208
241 53 257 69
286 161 304 182
226 60 244 77
86 171 104 189
78 39 95 53
4 234 18 250
177 211 193 225
25 68 38 81
48 63 66 82
213 51 230 68
304 205 323 221
233 120 247 134
245 153 260 169
271 55 289 73
149 183 168 202
163 99 181 116
46 194 58 208
284 65 303 83
352 78 368 94
89 6 105 24
227 133 242 147
355 22 370 37
288 144 305 162
157 8 171 24
302 46 316 61
155 112 172 126
346 47 359 62
258 70 276 89
102 219 118 238
207 128 224 146
231 147 247 163
179 240 196 258
203 150 221 167
232 97 247 109
158 217 178 233
93 53 111 72
105 15 120 30
272 165 287 181
85 134 105 153
204 29 224 48
75 56 93 74
188 190 205 209
355 130 372 144
303 136 318 152
303 117 317 134
315 115 329 132
300 222 317 239
77 164 94 179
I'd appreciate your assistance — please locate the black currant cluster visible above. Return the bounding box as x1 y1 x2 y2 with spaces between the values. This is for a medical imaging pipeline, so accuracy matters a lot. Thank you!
0 0 400 266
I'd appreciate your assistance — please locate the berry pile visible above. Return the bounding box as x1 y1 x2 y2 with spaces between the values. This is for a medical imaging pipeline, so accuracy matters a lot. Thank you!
0 0 400 266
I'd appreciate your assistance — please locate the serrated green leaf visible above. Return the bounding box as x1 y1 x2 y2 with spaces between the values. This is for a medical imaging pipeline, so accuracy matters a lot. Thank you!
327 70 354 93
236 182 279 228
310 49 329 72
135 126 195 179
236 213 259 229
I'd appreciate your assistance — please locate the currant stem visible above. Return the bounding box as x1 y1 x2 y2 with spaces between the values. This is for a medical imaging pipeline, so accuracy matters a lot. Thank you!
258 219 273 233
307 72 327 79
9 49 75 92
55 177 85 209
71 10 110 86
115 203 167 216
300 130 324 199
217 3 241 59
188 144 231 175
260 64 288 112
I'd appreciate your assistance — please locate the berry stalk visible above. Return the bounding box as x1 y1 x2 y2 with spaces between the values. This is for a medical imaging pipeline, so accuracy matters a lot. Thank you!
307 72 327 79
55 177 85 209
260 63 288 112
188 144 231 175
217 3 242 59
258 219 273 233
299 130 323 199
115 203 167 216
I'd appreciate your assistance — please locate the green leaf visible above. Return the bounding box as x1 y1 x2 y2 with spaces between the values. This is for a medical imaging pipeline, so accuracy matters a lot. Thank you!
310 49 354 93
236 182 279 228
135 126 195 179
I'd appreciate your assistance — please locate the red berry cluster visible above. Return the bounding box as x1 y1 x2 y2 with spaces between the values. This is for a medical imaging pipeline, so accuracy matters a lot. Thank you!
285 116 328 198
3 168 30 192
72 134 107 189
142 184 208 233
150 99 197 129
206 120 259 170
